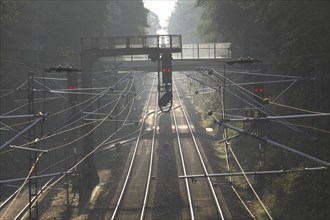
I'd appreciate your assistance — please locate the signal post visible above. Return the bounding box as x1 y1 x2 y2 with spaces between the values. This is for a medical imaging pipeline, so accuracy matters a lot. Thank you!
158 52 173 112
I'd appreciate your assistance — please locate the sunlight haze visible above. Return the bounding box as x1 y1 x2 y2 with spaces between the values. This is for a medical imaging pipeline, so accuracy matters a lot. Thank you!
144 0 178 34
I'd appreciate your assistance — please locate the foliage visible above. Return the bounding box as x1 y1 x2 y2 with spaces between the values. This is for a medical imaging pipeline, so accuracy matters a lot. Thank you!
195 0 330 218
0 0 17 23
0 0 150 194
167 0 202 43
146 9 161 35
105 0 148 35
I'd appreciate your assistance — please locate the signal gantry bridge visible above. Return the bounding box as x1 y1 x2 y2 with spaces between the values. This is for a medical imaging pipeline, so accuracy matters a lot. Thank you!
80 35 182 58
80 35 232 111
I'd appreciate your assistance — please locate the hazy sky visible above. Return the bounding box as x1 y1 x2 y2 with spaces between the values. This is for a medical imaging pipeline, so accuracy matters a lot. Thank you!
144 0 178 34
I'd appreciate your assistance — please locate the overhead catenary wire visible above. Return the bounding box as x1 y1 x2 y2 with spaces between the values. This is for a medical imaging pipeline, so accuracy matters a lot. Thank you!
0 80 28 98
46 77 134 152
216 70 271 218
0 113 49 151
202 69 314 134
1 71 143 216
193 66 329 177
179 166 327 178
4 72 144 153
42 74 150 214
192 69 272 219
48 70 134 134
1 152 44 219
270 79 297 104
228 144 273 220
0 76 127 154
110 78 156 220
270 120 330 134
33 79 67 100
210 68 325 114
215 120 330 167
174 81 225 219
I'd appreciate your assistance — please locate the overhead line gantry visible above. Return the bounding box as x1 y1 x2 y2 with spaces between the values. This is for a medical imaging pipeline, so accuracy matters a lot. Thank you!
81 35 182 112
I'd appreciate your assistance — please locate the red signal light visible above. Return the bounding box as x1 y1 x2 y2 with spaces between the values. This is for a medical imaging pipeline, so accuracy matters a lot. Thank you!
254 88 263 93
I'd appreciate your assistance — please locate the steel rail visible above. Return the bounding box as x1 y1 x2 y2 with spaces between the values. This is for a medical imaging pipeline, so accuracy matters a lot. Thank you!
14 175 62 220
2 73 140 219
172 103 195 219
0 153 77 212
173 82 225 220
110 79 156 220
1 155 78 218
139 88 159 220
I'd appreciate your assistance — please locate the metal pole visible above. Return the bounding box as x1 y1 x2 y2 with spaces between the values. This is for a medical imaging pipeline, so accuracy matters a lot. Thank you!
179 166 327 179
214 43 216 59
223 113 330 122
197 43 199 59
28 71 39 220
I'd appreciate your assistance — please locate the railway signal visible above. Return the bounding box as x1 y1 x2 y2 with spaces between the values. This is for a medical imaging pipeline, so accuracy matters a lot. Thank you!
162 53 172 84
67 72 79 104
159 91 172 107
158 53 173 112
45 65 80 105
67 72 78 90
253 84 265 104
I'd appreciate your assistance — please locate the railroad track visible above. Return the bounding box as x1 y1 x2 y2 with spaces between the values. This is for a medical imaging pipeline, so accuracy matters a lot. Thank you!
106 75 231 220
2 72 231 219
107 78 159 220
0 155 76 220
171 80 226 220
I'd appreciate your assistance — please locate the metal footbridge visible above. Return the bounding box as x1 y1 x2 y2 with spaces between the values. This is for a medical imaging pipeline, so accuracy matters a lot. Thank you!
81 35 230 60
80 35 232 111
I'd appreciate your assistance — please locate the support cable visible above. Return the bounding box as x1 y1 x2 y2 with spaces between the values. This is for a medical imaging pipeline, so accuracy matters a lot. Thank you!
206 69 316 134
215 120 330 167
0 80 28 98
270 80 297 104
0 113 49 151
46 78 133 152
1 152 44 219
211 68 325 114
3 79 143 152
228 145 273 219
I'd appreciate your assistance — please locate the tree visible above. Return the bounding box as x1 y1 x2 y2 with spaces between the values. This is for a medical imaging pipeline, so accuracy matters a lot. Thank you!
146 9 161 35
168 0 202 43
0 0 17 23
105 0 148 35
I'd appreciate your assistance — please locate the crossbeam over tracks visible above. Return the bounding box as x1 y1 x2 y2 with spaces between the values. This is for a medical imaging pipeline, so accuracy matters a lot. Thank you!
81 35 182 56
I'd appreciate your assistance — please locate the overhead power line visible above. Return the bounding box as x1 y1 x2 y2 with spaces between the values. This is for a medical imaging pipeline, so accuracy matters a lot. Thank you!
0 113 49 151
179 166 327 179
215 120 330 167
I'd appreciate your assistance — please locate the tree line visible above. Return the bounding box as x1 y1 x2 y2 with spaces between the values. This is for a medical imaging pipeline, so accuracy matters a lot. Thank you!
0 0 151 76
169 0 329 219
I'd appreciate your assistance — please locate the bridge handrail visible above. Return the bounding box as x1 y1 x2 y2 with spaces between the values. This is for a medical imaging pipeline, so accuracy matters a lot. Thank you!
81 35 182 50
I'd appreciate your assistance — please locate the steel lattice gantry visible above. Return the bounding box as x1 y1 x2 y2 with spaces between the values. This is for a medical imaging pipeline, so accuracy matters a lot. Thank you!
80 35 182 111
